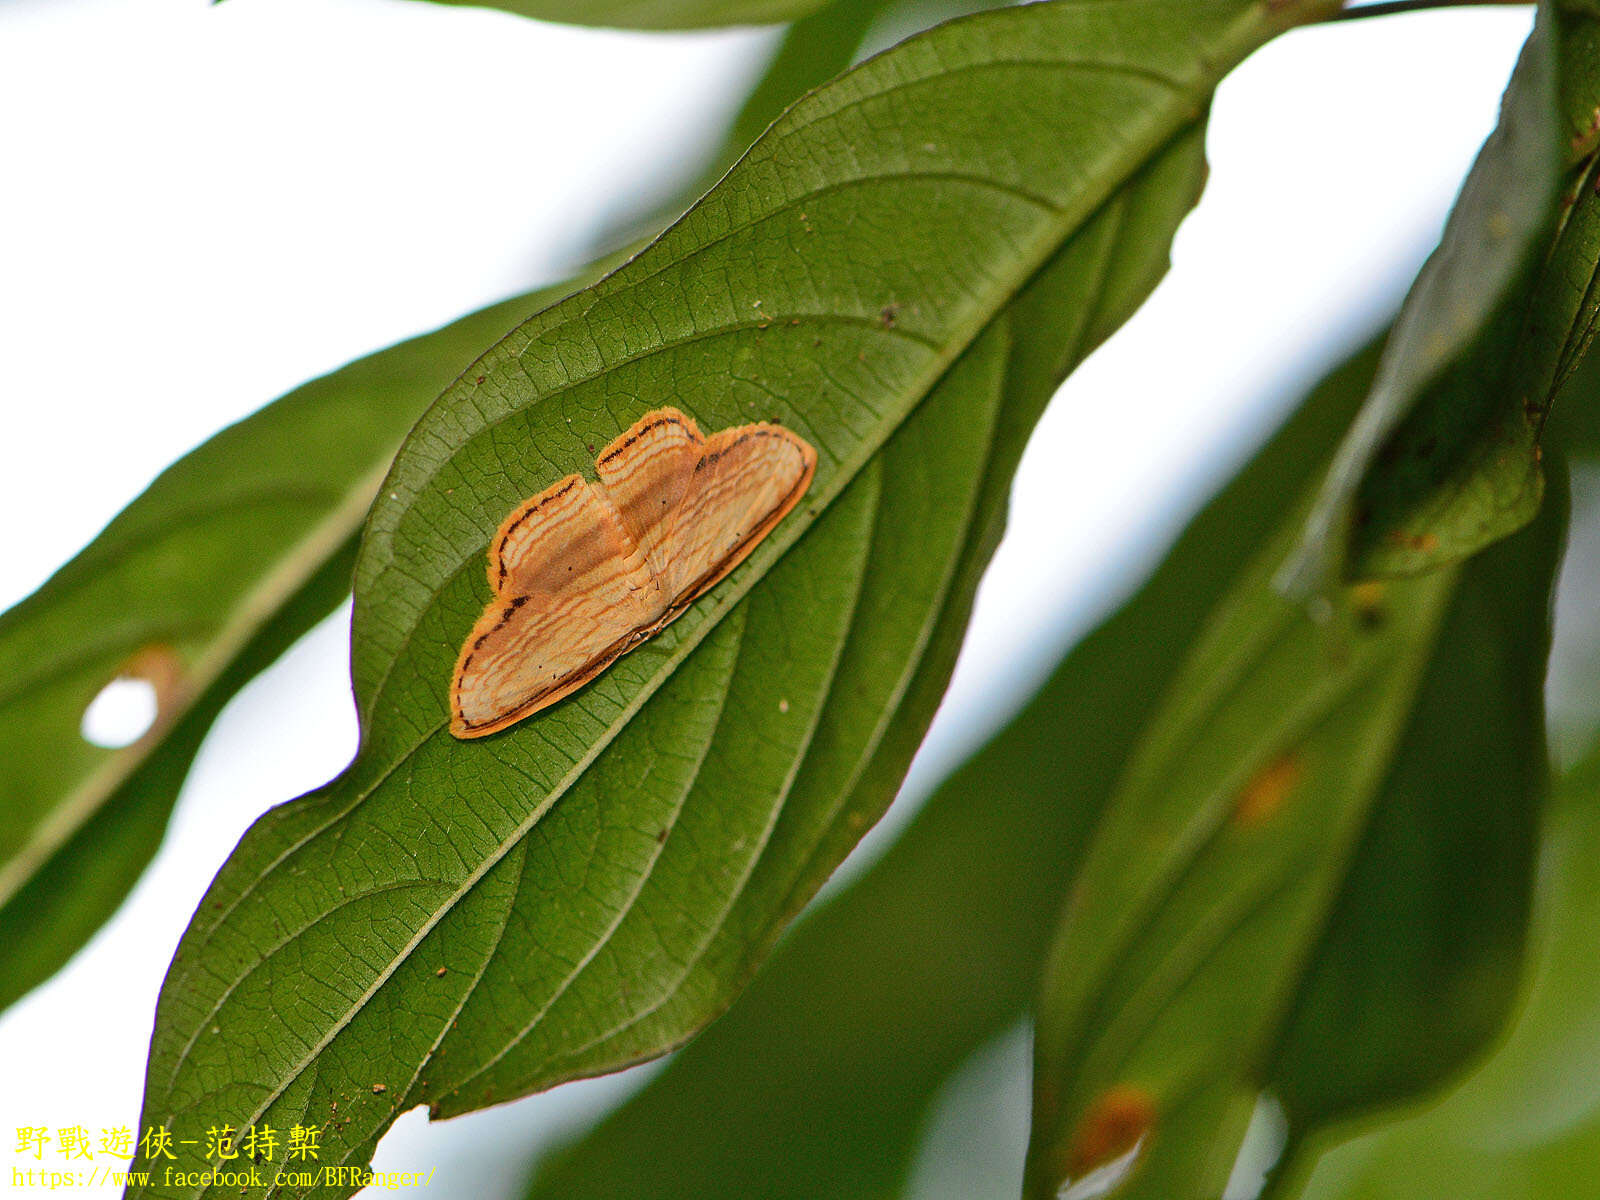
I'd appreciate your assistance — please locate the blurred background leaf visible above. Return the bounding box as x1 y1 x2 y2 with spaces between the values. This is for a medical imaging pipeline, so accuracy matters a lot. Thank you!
1556 5 1600 161
1288 745 1600 1200
1280 6 1563 588
417 0 832 31
1262 458 1564 1180
1028 261 1567 1200
0 277 600 1019
1026 468 1565 1200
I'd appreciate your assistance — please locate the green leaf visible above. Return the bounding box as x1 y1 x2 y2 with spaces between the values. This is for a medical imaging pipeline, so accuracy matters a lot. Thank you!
591 0 898 250
1266 458 1564 1150
1516 158 1600 422
1558 8 1600 161
417 0 829 32
1291 746 1600 1200
1025 465 1566 1198
1549 311 1600 454
0 282 595 1018
1279 9 1564 589
519 342 1394 1200
127 2 1340 1194
0 0 972 1022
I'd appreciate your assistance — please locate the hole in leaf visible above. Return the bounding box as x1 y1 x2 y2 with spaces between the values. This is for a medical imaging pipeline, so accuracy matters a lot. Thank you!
81 645 184 748
81 677 159 748
1058 1138 1145 1200
1059 1083 1155 1198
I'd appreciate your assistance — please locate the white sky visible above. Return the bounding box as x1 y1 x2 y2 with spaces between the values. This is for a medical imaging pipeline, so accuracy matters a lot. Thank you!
0 2 1543 1197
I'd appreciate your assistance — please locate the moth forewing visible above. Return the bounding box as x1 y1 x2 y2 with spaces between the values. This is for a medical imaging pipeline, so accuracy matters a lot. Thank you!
449 407 816 738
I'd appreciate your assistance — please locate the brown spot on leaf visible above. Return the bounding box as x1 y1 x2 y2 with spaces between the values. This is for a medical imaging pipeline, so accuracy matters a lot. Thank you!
1234 753 1303 827
84 644 189 748
1349 581 1387 630
1387 530 1439 553
1067 1084 1156 1177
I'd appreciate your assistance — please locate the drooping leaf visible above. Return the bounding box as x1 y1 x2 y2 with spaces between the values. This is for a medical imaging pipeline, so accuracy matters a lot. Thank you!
1026 464 1566 1194
519 343 1394 1200
1279 9 1564 588
126 2 1343 1195
1290 746 1600 1200
1265 458 1565 1153
0 281 599 1018
1027 526 1448 1197
1548 308 1600 453
418 0 829 32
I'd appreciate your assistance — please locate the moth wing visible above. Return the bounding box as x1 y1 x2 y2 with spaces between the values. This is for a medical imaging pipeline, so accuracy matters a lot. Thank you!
658 423 816 608
453 476 658 737
593 407 705 581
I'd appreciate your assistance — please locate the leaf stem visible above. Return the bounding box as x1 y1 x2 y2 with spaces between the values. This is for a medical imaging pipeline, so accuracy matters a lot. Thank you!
1329 0 1529 21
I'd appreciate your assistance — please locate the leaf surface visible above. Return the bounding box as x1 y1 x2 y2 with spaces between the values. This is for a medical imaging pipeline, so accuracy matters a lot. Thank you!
1026 453 1566 1199
418 0 830 31
1292 748 1600 1200
1265 458 1564 1150
1279 9 1564 588
126 2 1340 1195
519 332 1394 1200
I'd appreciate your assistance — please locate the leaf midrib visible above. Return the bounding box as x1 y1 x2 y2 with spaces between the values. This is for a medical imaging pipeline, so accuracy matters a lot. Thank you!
167 94 1189 1145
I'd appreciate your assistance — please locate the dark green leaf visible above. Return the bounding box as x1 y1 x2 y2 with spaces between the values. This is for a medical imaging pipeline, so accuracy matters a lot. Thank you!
1518 159 1600 419
519 337 1393 1200
1026 462 1565 1199
1546 224 1600 457
127 2 1341 1195
1267 459 1565 1148
1279 9 1563 588
0 283 590 1018
1290 746 1600 1200
1558 8 1600 161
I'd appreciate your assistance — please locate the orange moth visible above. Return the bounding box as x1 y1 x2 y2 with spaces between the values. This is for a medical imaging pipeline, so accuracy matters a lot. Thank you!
449 407 817 738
